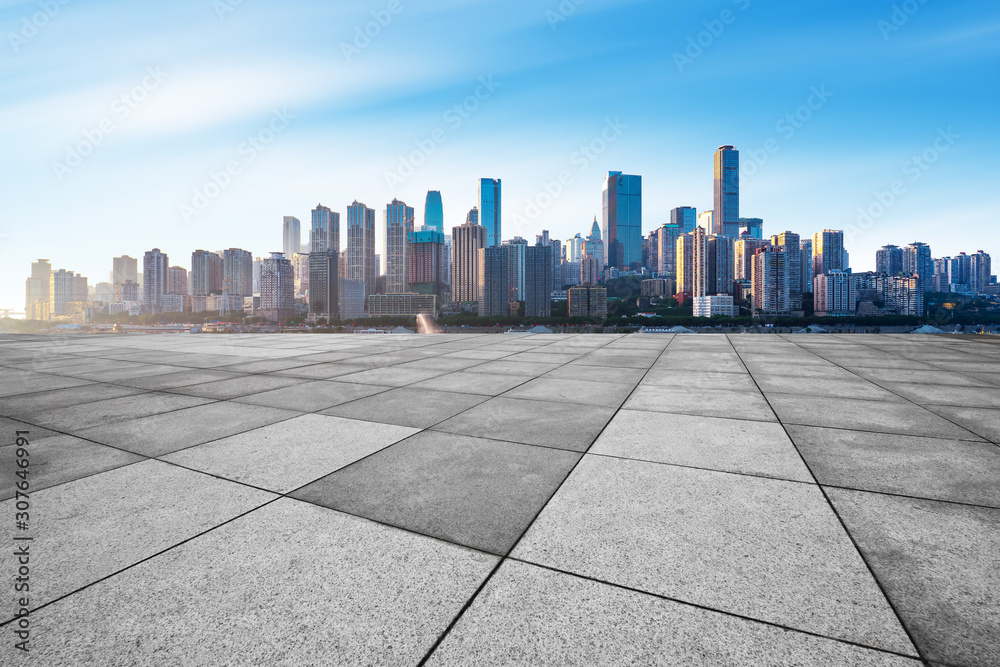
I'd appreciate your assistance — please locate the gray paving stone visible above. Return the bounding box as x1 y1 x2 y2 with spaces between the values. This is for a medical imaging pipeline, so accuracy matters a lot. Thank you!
321 387 489 428
408 371 532 396
292 430 580 554
231 380 392 412
923 405 1000 443
464 360 563 376
640 370 757 391
27 499 497 666
163 414 418 492
0 460 275 612
591 410 812 481
513 456 916 655
433 396 617 452
828 488 1000 667
0 417 57 442
852 367 992 386
624 384 777 422
503 377 636 408
116 368 246 390
76 402 301 457
0 434 144 500
543 364 646 385
334 366 451 387
168 374 308 399
269 362 378 379
754 374 905 401
0 382 142 414
874 382 1000 408
428 560 920 667
789 425 1000 507
766 393 984 440
15 392 213 432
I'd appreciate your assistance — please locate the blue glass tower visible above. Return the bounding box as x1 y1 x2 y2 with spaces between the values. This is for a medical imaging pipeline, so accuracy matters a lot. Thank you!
713 145 740 238
602 171 642 270
479 178 501 247
424 190 443 234
670 206 697 233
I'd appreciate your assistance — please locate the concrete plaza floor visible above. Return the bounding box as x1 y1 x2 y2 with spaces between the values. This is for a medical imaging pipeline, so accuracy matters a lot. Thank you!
1 332 998 666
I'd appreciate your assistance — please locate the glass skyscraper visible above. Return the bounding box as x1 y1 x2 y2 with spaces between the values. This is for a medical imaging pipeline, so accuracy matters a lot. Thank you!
602 171 642 270
424 191 444 234
713 145 740 238
311 204 339 254
385 198 415 293
479 178 501 247
670 206 697 233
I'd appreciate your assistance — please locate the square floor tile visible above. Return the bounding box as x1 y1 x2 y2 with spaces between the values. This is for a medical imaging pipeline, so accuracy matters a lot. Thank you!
15 392 213 432
334 366 450 387
1 383 144 414
503 377 635 408
292 430 581 554
321 387 489 428
922 405 1000 443
232 380 392 412
408 371 531 396
168 375 308 400
624 385 777 422
542 364 646 385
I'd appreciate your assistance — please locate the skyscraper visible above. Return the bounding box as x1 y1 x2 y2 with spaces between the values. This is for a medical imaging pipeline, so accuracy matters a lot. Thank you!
670 207 697 233
308 250 338 320
191 250 223 296
25 259 52 320
739 217 764 240
260 253 294 323
111 255 138 285
752 246 789 316
813 230 845 277
479 245 514 317
771 232 802 310
814 271 857 316
800 239 814 294
408 229 447 300
166 266 188 295
223 248 254 298
970 251 992 293
676 233 695 296
503 237 528 301
466 206 479 225
479 178 501 247
142 248 168 314
656 223 683 278
876 245 904 276
282 216 301 258
385 198 415 293
452 221 487 303
347 200 377 298
690 227 709 298
707 234 734 296
602 171 642 270
525 243 553 318
735 238 769 282
697 211 714 235
903 242 933 292
424 191 444 234
310 204 340 254
713 145 740 237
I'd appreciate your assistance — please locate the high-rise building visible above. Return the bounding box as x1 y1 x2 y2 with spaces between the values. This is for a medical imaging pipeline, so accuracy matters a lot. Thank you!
338 278 366 320
581 254 600 286
602 171 642 270
697 211 714 235
142 248 168 314
585 218 605 274
970 251 992 293
690 227 709 298
503 237 528 301
713 145 740 237
310 204 340 254
479 179 501 247
813 230 845 277
166 266 188 295
876 245 904 277
568 285 607 318
707 234 734 296
800 239 813 294
903 242 933 292
735 237 769 282
671 207 697 233
466 206 479 226
771 232 802 310
385 199 415 294
346 200 377 298
752 246 789 316
536 230 562 293
566 233 585 264
408 229 447 301
191 250 223 296
223 248 254 298
282 216 301 258
479 245 515 317
424 191 444 234
260 253 294 322
452 221 487 303
676 233 695 296
525 243 553 318
111 255 138 285
739 217 764 240
292 252 310 297
886 275 924 316
308 250 338 320
655 223 683 279
950 252 972 289
25 259 53 320
443 234 452 287
645 230 658 274
814 271 857 316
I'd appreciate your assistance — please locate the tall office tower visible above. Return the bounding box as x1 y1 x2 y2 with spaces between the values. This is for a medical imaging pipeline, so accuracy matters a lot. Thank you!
656 223 683 278
525 243 553 318
814 271 858 316
223 248 254 298
346 200 377 298
800 239 813 294
671 207 697 233
645 230 659 274
970 251 992 293
886 275 924 316
697 211 714 235
903 242 933 292
424 191 444 234
282 216 301 258
308 250 338 319
408 229 447 300
191 250 223 296
166 266 188 295
142 248 168 314
385 199 415 293
581 254 600 286
771 232 802 310
310 204 340 254
452 221 487 303
602 171 642 270
585 217 605 273
752 246 789 316
466 206 479 225
443 235 452 287
479 179 501 247
25 259 53 320
535 230 561 291
739 218 764 240
689 228 709 298
478 245 515 317
676 233 695 296
503 237 528 300
735 237 769 281
813 230 845 278
111 255 138 285
713 145 740 237
707 235 734 295
876 245 904 276
260 253 294 322
292 253 310 297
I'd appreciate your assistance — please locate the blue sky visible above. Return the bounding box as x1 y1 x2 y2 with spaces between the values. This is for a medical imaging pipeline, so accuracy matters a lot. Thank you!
2 0 999 309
